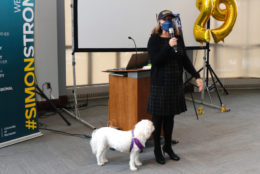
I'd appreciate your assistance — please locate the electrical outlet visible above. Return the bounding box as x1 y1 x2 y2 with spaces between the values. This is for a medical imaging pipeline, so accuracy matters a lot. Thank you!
46 82 51 89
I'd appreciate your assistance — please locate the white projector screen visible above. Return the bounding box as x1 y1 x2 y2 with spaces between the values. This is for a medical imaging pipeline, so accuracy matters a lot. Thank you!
73 0 203 52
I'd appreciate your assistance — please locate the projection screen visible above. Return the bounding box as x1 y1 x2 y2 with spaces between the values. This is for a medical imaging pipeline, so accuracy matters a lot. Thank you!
73 0 203 52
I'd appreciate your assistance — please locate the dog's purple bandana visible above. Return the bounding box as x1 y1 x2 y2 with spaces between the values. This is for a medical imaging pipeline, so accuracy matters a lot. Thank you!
129 130 144 152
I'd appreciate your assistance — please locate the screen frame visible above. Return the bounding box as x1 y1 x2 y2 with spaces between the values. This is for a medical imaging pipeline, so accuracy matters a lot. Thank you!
72 0 206 52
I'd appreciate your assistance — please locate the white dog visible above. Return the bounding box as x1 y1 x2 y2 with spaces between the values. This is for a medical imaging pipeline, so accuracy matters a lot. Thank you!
90 119 154 171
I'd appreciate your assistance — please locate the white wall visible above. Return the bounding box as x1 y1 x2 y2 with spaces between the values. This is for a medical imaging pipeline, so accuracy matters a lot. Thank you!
34 0 259 98
57 0 66 96
34 0 66 100
194 0 260 79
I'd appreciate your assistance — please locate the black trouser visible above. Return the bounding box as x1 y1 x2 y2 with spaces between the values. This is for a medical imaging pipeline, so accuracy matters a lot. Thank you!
152 115 174 151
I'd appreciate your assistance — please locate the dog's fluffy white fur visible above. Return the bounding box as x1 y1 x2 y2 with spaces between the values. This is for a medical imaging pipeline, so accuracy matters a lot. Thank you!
90 119 154 171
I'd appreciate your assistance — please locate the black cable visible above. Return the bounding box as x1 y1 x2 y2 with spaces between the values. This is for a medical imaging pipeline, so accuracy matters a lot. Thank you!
38 122 47 128
83 104 108 109
63 103 88 110
64 104 107 110
38 110 57 118
39 127 91 139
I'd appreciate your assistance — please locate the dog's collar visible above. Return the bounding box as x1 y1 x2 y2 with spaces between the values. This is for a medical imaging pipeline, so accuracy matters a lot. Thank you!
129 130 144 152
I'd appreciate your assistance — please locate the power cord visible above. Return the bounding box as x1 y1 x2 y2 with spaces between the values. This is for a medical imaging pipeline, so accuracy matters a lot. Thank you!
64 103 107 110
38 110 56 118
40 127 91 139
39 122 91 139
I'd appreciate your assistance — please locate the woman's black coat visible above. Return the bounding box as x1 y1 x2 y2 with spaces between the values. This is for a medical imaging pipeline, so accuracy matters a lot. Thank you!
146 34 200 116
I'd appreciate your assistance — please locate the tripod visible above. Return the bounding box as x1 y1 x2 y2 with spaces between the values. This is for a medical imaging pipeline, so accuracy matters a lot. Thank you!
60 51 96 130
61 0 96 130
35 84 71 126
184 44 230 112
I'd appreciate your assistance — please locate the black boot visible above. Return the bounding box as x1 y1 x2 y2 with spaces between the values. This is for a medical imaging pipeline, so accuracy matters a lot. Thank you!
162 145 180 161
163 115 180 161
152 115 165 164
154 148 165 164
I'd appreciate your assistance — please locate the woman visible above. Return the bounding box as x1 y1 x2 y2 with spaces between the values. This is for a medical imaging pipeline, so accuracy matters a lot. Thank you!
147 10 203 164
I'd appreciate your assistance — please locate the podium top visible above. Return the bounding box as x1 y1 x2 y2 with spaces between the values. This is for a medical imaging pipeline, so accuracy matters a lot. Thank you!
103 68 150 73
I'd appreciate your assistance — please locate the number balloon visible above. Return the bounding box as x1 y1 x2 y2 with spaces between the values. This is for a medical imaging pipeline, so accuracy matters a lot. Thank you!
211 0 238 43
194 0 238 43
194 0 212 43
211 0 226 21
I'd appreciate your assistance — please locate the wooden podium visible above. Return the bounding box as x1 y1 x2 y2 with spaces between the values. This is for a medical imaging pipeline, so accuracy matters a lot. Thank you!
104 69 152 131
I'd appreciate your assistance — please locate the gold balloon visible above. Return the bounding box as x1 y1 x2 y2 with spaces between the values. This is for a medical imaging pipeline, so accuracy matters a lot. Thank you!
212 0 226 21
211 0 238 43
194 0 212 43
194 0 238 43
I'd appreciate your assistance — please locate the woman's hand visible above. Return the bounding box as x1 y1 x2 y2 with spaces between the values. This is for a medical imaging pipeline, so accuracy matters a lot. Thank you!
169 38 178 47
196 78 203 92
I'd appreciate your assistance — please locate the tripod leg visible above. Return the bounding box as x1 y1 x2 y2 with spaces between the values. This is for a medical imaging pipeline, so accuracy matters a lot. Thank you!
209 65 229 95
184 72 199 120
201 50 207 105
208 68 223 106
36 85 71 126
206 63 209 88
184 67 203 86
206 86 213 104
190 91 199 120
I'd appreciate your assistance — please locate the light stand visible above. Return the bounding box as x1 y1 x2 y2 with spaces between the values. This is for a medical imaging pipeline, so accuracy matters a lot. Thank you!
185 43 230 112
61 0 96 130
185 19 230 113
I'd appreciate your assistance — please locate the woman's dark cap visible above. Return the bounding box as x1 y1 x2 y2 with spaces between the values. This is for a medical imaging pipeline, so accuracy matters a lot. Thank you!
157 10 176 20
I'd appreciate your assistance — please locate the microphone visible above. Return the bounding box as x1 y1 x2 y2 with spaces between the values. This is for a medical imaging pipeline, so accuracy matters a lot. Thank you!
128 36 138 69
169 28 178 53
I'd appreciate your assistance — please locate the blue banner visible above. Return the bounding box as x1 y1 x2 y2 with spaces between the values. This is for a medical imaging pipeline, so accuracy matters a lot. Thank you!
0 0 41 147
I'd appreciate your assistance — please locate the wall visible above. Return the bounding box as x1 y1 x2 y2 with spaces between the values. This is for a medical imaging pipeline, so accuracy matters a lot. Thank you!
34 0 66 100
57 0 66 96
34 0 260 102
194 0 260 79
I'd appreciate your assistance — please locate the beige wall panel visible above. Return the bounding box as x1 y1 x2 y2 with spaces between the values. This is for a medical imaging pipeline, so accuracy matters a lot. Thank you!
66 52 89 86
119 52 135 68
92 53 116 84
246 49 260 77
248 0 260 45
65 0 72 46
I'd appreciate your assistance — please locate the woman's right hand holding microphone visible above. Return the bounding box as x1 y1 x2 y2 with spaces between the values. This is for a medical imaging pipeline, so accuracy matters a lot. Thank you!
169 38 178 47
